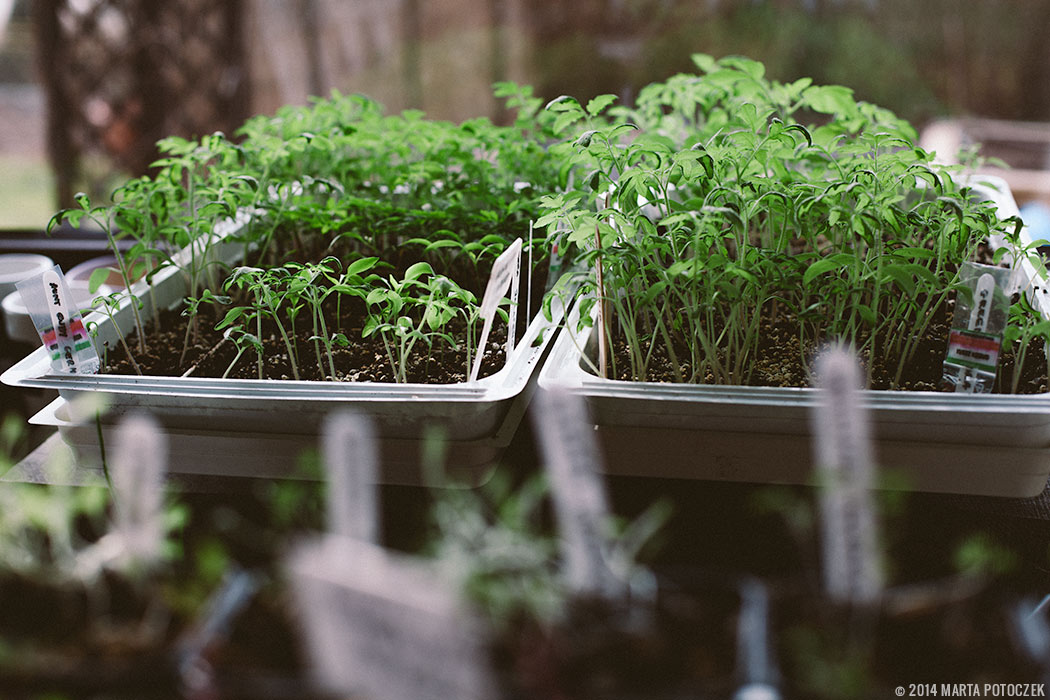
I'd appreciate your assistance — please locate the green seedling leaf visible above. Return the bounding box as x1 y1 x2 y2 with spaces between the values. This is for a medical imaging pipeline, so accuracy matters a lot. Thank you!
725 265 759 286
937 196 965 217
902 263 939 287
802 85 855 115
803 254 854 287
856 304 876 326
408 238 462 251
1004 215 1025 242
216 306 248 330
691 53 716 72
880 265 916 296
907 163 941 191
640 281 669 307
586 94 617 117
610 123 639 139
553 111 584 135
1029 320 1050 338
362 316 379 338
88 266 114 294
720 55 765 80
894 246 937 261
738 103 760 132
1003 325 1024 346
404 261 434 281
587 169 604 192
366 288 392 307
575 130 598 148
784 123 812 147
544 95 580 112
346 256 379 276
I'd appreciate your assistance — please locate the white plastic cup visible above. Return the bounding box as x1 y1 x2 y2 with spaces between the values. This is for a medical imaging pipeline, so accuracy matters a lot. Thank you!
0 254 55 343
0 253 54 299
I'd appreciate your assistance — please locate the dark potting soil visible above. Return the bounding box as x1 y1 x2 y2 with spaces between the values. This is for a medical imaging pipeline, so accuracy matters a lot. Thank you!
99 304 509 383
604 296 1049 395
96 237 551 383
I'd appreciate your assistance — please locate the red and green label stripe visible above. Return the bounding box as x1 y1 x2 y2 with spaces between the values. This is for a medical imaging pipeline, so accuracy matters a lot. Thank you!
41 318 92 359
945 329 1000 374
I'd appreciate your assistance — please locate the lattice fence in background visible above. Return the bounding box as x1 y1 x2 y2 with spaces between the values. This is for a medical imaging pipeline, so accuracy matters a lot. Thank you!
33 0 249 208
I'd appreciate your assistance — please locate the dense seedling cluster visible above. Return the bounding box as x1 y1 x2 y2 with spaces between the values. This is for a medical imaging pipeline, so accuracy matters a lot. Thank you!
44 57 1049 391
539 54 1047 392
49 88 561 382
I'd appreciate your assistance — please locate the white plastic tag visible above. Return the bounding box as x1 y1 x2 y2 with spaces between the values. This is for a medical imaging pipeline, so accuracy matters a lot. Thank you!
469 238 522 381
287 536 499 700
17 265 99 374
322 411 379 544
942 263 1010 393
812 348 882 606
532 387 621 599
110 412 167 568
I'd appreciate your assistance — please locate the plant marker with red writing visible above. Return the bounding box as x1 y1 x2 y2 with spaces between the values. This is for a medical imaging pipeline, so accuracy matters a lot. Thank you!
16 265 99 375
942 262 1011 393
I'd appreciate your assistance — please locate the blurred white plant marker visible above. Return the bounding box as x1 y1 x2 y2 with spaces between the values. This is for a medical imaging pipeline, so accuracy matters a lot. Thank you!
76 412 166 578
322 411 379 543
111 412 166 565
533 386 623 599
287 410 499 700
733 577 781 700
812 347 883 606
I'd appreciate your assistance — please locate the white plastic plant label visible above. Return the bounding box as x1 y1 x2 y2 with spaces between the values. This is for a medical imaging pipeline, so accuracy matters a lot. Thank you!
322 411 379 544
735 577 780 699
532 386 622 599
469 238 522 381
75 411 167 579
16 265 99 374
812 348 882 606
110 412 167 570
287 535 499 700
941 262 1011 393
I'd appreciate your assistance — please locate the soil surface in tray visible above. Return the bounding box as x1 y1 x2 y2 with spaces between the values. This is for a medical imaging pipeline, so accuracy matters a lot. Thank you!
605 296 1050 394
100 305 510 383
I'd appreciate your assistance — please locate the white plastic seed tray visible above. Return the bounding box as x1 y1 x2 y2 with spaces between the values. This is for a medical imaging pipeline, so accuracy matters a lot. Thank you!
537 176 1050 497
3 224 564 478
28 395 525 485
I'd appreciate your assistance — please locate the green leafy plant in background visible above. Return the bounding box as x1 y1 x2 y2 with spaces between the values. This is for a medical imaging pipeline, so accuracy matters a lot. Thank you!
752 482 1031 700
429 470 563 627
0 407 187 587
426 464 671 631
